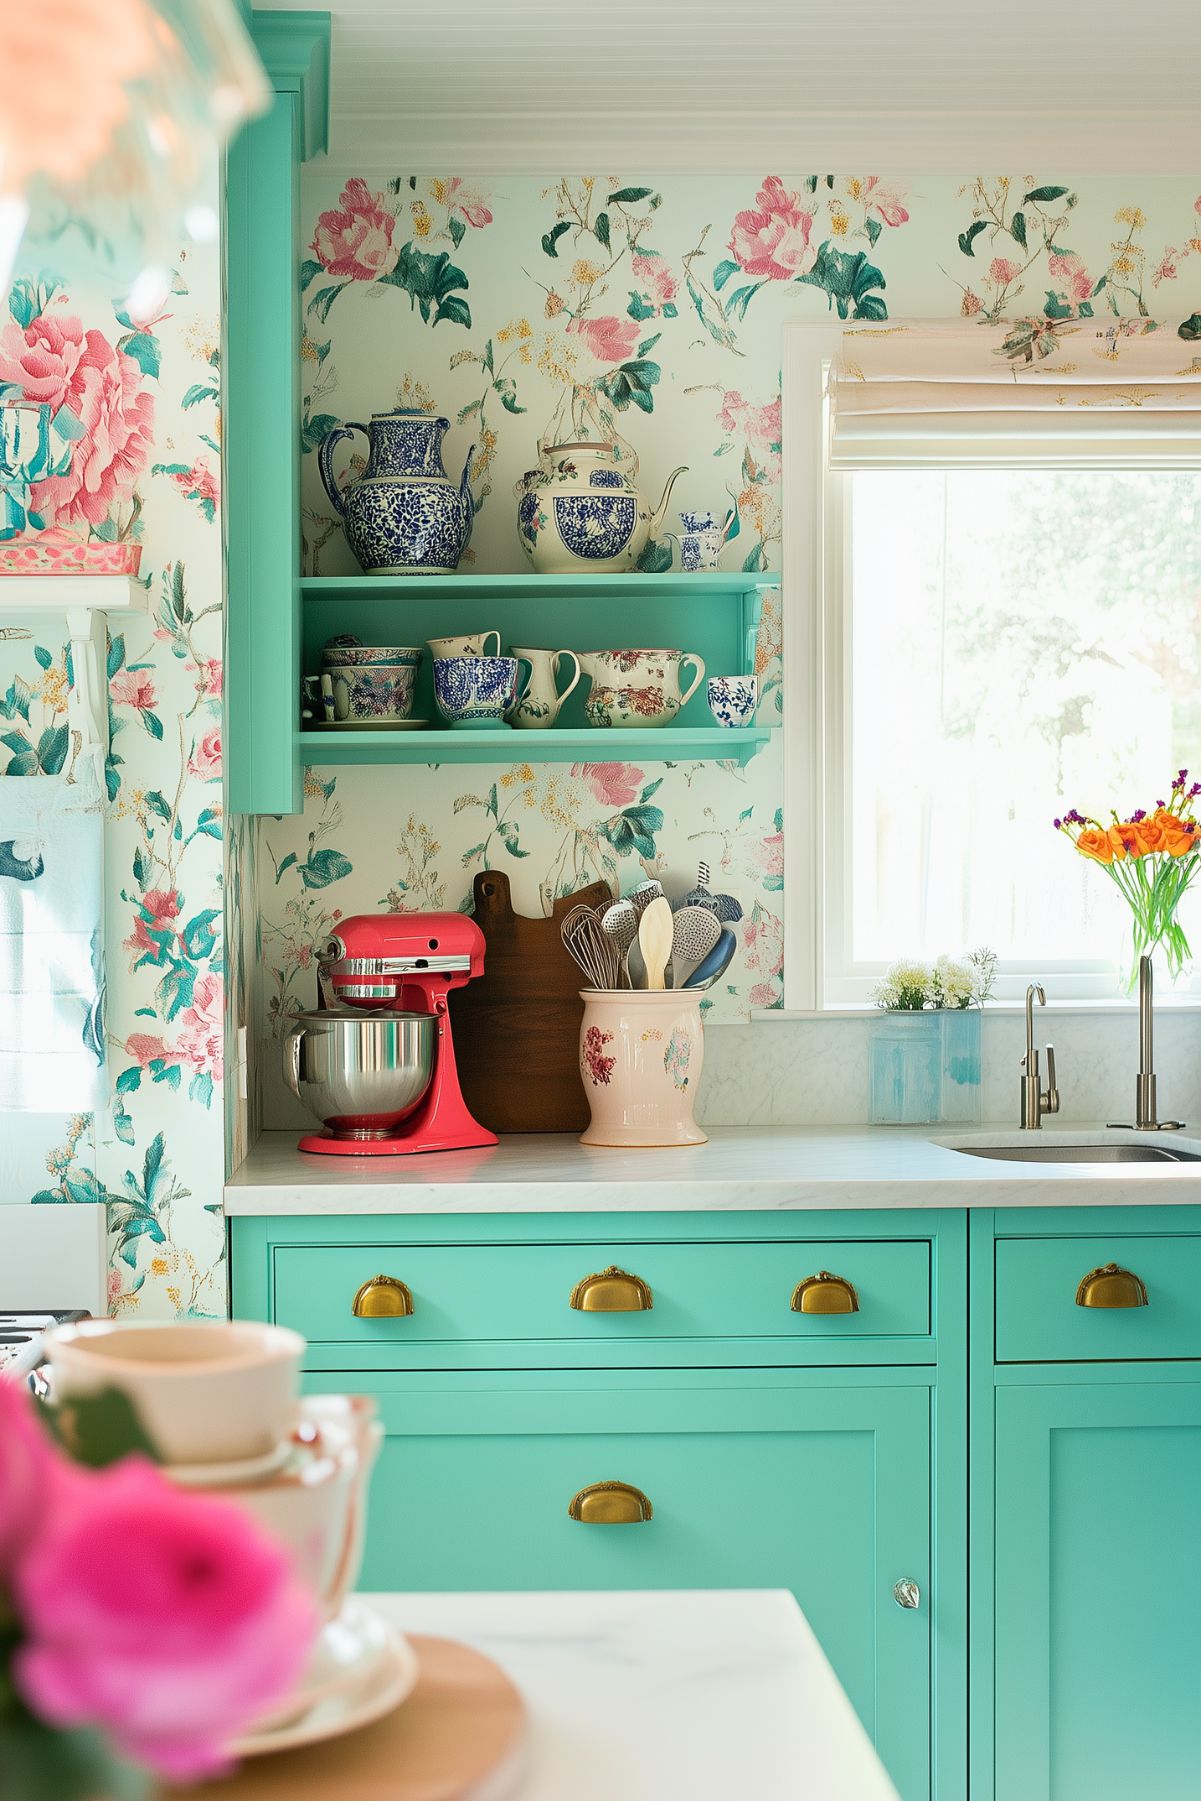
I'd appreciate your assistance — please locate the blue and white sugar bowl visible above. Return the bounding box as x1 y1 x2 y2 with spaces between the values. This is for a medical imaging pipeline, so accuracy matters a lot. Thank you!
433 655 531 730
706 674 758 728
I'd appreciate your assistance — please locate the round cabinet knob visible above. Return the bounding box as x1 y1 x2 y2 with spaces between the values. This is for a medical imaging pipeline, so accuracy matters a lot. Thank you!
351 1274 414 1318
892 1578 921 1610
790 1271 860 1315
569 1266 653 1312
1074 1263 1148 1309
567 1480 654 1524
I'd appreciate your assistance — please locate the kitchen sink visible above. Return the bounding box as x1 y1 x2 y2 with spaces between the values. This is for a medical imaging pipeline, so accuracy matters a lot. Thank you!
950 1142 1201 1164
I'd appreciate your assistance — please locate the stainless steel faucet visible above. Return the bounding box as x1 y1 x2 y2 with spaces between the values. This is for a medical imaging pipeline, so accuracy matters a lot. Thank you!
1110 955 1185 1132
1020 983 1059 1128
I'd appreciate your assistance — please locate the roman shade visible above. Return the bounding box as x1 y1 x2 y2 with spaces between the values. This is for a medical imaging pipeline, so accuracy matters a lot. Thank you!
827 317 1201 468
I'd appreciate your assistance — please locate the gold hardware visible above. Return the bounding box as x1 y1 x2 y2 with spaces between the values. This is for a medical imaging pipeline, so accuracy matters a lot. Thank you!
1075 1263 1148 1309
569 1265 653 1312
351 1274 414 1318
790 1271 860 1314
567 1480 653 1524
893 1578 921 1610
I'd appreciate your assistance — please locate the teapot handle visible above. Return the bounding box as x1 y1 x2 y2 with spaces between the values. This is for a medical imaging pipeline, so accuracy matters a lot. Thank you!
678 653 706 712
317 421 369 520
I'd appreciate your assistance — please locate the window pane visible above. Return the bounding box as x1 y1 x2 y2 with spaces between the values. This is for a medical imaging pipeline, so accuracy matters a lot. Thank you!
848 469 1201 965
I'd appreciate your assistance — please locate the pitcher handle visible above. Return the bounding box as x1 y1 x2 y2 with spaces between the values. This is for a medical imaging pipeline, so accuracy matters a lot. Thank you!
514 655 534 708
678 653 706 712
553 650 582 706
317 421 369 520
283 1024 303 1100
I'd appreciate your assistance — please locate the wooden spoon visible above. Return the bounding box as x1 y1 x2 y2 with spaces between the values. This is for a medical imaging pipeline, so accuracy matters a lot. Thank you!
637 895 674 992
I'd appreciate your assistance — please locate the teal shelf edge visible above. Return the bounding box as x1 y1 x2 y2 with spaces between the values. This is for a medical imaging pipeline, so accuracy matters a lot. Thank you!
297 724 774 767
301 570 780 602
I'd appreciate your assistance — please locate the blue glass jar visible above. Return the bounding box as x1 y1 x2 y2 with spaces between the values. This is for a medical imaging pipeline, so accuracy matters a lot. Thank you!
869 1009 982 1126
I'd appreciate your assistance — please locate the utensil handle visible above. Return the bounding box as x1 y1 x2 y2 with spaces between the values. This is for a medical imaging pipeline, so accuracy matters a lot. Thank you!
677 652 706 711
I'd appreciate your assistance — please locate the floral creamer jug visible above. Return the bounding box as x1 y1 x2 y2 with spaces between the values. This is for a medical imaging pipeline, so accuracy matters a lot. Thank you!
319 408 474 575
515 442 686 575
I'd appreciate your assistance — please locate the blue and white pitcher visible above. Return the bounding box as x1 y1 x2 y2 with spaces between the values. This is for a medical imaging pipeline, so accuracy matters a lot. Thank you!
319 408 474 575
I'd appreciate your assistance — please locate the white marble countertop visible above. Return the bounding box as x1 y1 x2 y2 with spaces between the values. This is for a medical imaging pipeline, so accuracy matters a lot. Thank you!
366 1589 899 1801
224 1123 1201 1215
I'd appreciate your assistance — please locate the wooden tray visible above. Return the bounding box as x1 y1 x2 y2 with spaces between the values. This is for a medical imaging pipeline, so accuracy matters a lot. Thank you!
164 1635 525 1801
449 870 612 1134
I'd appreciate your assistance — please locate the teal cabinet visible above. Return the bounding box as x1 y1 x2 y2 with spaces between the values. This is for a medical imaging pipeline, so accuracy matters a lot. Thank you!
994 1376 1201 1801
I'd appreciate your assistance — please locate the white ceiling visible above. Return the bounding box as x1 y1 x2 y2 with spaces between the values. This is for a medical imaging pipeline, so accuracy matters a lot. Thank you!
256 0 1201 174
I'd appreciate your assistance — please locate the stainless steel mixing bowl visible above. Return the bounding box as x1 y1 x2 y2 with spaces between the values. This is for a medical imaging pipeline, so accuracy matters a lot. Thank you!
283 1010 437 1139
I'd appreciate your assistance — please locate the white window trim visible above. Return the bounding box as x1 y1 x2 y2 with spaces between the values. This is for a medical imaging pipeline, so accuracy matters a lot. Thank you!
775 319 1201 1015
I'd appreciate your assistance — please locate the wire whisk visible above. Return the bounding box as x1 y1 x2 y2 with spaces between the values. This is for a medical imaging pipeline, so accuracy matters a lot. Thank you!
560 904 621 991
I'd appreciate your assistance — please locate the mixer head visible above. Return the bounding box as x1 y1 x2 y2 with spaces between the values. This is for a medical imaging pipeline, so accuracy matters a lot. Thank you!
318 911 486 1010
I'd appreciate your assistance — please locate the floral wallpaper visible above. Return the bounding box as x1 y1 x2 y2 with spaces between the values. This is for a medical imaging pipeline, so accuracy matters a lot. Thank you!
253 170 1201 1109
0 209 229 1317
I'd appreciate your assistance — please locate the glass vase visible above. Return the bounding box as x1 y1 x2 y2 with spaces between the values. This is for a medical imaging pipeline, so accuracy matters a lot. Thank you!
869 1009 982 1126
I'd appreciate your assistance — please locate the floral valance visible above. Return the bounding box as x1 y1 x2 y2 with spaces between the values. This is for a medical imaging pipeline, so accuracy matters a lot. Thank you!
828 317 1201 466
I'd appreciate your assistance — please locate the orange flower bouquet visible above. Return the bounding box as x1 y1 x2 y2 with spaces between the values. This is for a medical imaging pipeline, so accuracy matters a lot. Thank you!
1055 768 1201 989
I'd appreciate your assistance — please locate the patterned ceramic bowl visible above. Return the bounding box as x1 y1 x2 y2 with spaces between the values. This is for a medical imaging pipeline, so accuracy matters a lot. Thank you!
706 675 758 728
320 643 422 669
321 662 417 722
433 655 523 730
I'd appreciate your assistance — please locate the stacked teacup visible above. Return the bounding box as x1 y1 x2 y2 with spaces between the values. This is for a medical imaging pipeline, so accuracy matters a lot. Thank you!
43 1319 391 1742
428 629 532 730
320 642 423 726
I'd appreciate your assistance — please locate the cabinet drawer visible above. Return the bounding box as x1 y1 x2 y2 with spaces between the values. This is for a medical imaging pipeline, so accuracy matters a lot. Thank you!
274 1236 931 1351
995 1234 1201 1362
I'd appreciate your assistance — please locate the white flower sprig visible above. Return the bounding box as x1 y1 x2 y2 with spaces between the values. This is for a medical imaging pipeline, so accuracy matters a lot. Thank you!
874 946 997 1011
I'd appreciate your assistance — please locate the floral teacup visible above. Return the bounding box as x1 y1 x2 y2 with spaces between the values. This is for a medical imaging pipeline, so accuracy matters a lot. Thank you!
579 648 706 729
427 630 501 660
671 507 736 572
321 641 422 669
321 662 416 722
706 674 758 727
433 654 530 729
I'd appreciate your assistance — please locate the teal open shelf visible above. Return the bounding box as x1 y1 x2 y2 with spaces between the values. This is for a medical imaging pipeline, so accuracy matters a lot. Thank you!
298 722 773 768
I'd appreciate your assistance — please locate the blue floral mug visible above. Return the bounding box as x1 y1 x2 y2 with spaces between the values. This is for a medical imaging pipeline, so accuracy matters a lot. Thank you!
433 655 532 730
706 674 758 728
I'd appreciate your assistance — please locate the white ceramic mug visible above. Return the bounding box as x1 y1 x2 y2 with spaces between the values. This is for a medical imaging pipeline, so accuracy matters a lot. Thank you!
44 1319 304 1465
427 629 501 660
508 646 582 729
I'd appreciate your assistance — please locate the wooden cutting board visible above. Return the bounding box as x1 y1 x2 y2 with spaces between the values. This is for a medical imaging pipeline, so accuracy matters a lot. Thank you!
449 869 612 1133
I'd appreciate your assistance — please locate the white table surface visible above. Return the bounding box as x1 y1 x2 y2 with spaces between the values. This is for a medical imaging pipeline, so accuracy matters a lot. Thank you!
226 1123 1201 1214
367 1589 900 1801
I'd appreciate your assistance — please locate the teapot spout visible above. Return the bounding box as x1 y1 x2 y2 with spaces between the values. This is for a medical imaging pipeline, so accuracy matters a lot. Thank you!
649 465 688 539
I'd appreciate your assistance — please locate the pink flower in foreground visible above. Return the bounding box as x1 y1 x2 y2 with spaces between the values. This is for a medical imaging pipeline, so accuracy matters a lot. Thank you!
311 177 399 281
0 312 155 527
13 1457 315 1780
0 1378 64 1578
574 761 645 808
729 177 816 281
631 251 677 307
861 176 910 227
176 972 224 1079
188 724 222 782
1048 251 1094 304
110 668 156 711
568 314 640 365
989 256 1023 287
438 177 492 228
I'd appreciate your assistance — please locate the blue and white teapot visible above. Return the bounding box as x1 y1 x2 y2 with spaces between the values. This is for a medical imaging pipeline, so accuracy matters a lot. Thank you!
515 442 686 575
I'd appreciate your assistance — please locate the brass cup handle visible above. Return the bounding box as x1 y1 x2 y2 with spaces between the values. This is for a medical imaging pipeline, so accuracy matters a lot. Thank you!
569 1265 653 1311
791 1271 860 1314
893 1578 921 1610
352 1274 414 1318
568 1480 654 1524
1075 1263 1148 1308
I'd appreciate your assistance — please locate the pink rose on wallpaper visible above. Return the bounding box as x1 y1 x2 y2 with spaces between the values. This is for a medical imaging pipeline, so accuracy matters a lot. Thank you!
0 312 154 527
12 1457 315 1780
574 762 646 808
438 177 493 229
312 177 399 281
861 177 909 227
188 725 222 781
176 972 224 1079
195 656 223 699
1152 248 1181 286
988 257 1023 287
167 459 220 509
568 314 640 365
631 251 677 307
718 390 782 460
743 905 784 1009
1048 251 1094 304
729 177 816 281
110 668 157 711
123 889 180 965
753 828 784 886
124 1031 169 1068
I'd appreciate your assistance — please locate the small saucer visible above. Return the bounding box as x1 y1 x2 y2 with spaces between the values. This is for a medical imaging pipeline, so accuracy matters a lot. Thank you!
311 717 430 732
164 1437 291 1488
233 1608 419 1755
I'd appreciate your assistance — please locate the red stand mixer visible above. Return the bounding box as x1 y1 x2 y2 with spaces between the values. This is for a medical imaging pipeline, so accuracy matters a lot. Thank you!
284 912 498 1156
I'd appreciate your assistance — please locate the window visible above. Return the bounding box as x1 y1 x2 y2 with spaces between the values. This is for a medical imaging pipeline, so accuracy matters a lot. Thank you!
781 321 1201 1009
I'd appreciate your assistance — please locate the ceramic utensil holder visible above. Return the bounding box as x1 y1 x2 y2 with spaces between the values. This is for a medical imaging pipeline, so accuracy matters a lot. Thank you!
578 989 706 1147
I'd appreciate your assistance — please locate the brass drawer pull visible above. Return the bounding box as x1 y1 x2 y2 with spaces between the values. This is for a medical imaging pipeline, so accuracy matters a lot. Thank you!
568 1480 653 1524
352 1274 414 1318
791 1270 860 1315
893 1578 921 1610
569 1265 653 1312
1075 1263 1148 1309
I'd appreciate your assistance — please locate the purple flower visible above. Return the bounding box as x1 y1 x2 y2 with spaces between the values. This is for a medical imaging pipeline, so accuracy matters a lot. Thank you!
1157 799 1167 810
1190 784 1201 799
1053 817 1063 830
1132 808 1147 822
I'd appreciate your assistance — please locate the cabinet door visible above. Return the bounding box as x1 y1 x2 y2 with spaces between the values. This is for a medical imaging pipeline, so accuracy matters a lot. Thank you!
995 1380 1201 1801
313 1373 931 1801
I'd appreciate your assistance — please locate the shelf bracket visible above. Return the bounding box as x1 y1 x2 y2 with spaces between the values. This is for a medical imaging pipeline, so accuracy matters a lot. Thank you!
65 604 110 760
